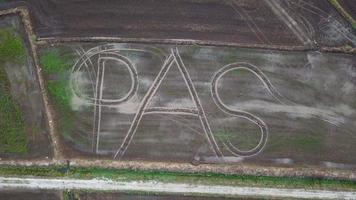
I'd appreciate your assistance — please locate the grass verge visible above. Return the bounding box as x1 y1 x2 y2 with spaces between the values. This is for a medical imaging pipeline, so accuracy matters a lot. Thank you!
0 165 355 191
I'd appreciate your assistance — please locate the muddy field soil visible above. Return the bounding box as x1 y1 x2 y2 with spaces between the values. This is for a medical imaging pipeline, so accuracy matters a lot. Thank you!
0 190 255 200
339 0 356 19
76 191 253 200
0 189 60 200
1 0 353 48
40 42 356 170
19 0 301 46
276 0 356 47
0 16 51 159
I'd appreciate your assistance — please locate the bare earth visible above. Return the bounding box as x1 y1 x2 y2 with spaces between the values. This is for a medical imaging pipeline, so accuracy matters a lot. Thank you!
1 177 356 199
3 0 355 48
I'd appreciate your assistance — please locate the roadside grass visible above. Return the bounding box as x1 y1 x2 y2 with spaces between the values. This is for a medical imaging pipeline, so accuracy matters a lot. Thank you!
0 28 28 154
40 48 75 136
329 0 356 29
0 165 355 191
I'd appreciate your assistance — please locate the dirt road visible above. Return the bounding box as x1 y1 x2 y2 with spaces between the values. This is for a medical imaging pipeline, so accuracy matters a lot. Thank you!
1 177 356 199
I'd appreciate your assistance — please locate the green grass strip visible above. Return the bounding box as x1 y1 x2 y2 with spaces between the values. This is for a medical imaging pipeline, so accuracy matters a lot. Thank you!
0 165 355 191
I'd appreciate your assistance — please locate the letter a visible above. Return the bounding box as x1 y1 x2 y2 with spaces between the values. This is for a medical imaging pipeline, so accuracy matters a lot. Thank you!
114 48 222 159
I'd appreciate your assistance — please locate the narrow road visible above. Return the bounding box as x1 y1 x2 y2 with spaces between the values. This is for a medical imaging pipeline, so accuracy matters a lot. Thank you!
0 177 355 199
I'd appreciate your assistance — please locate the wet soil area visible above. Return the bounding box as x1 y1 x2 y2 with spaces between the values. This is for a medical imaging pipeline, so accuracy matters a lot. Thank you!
40 42 356 170
1 0 352 48
0 189 61 200
7 0 304 46
275 0 355 47
339 0 356 19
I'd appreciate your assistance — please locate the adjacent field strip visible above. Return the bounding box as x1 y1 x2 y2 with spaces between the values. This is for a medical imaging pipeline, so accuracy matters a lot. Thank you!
264 0 313 46
0 177 355 199
38 36 309 51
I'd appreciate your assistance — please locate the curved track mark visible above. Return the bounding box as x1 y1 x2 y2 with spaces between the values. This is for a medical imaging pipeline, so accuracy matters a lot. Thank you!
211 62 269 156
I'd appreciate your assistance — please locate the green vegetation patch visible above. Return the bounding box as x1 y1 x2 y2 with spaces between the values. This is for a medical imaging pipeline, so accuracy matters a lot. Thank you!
47 80 72 111
0 28 28 154
0 92 27 154
0 165 355 191
40 49 73 73
0 28 26 64
40 48 75 136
